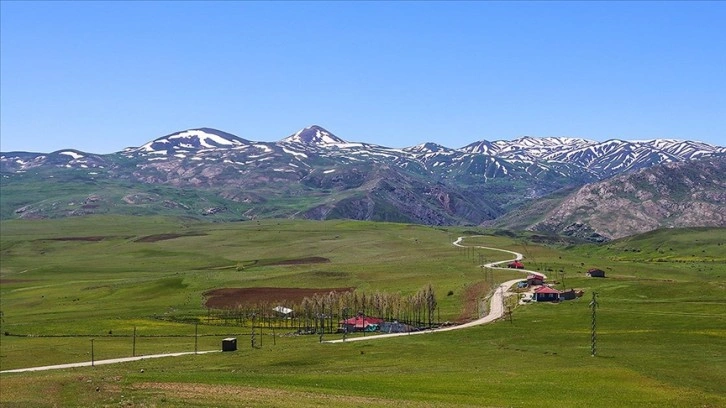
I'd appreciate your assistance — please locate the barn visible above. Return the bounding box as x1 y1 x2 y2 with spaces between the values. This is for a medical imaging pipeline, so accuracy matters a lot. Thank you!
508 260 525 269
587 268 606 278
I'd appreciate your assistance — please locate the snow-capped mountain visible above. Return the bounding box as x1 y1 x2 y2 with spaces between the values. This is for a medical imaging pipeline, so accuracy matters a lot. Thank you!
127 128 251 156
281 125 348 146
2 125 724 233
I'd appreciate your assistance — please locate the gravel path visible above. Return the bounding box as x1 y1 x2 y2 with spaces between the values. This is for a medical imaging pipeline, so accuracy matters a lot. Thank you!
0 351 220 374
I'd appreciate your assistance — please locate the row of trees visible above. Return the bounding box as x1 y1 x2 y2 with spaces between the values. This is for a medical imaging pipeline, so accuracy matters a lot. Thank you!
207 284 438 334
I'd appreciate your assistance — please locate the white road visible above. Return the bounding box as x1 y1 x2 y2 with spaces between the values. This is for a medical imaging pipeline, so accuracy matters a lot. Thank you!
0 350 220 374
323 236 546 343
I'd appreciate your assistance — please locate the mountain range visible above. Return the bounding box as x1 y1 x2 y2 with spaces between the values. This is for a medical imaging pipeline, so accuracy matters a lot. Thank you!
2 125 724 240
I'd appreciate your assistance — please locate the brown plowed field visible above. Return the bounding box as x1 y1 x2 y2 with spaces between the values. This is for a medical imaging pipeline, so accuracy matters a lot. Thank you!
134 233 208 243
203 287 354 309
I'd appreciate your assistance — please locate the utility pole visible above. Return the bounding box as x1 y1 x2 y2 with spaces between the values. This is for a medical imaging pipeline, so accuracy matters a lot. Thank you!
132 326 136 357
91 338 95 367
589 292 599 357
194 322 198 354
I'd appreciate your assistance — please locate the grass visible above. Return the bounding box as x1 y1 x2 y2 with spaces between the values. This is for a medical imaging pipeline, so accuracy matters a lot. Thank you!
1 216 724 407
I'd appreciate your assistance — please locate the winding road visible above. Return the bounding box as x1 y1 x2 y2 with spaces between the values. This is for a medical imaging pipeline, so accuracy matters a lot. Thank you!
1 236 545 372
323 236 547 343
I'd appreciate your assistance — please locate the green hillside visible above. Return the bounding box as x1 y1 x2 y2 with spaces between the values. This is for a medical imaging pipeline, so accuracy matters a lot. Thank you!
1 217 724 407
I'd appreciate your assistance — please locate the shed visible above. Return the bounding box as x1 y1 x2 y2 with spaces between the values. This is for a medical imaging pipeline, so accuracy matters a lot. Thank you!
508 260 524 269
222 337 237 352
560 289 577 300
273 305 294 317
587 268 606 278
533 286 561 302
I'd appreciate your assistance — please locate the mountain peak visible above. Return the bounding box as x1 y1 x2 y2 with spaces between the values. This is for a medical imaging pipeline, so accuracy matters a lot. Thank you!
135 128 249 154
282 125 347 145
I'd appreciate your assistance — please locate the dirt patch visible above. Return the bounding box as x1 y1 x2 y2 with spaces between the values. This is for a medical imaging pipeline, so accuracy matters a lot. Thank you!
0 279 32 284
457 280 489 323
266 256 330 266
203 287 354 309
135 232 207 243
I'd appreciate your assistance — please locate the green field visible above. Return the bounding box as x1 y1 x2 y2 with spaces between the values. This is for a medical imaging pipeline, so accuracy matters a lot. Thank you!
1 217 724 407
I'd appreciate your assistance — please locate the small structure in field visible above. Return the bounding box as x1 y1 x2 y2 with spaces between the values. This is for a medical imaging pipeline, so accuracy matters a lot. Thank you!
587 268 606 278
272 305 294 317
533 286 561 302
508 260 525 269
222 337 237 352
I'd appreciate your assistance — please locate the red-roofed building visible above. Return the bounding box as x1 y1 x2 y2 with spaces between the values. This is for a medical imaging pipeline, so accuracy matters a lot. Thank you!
533 286 561 302
527 274 544 285
508 260 524 269
339 315 384 332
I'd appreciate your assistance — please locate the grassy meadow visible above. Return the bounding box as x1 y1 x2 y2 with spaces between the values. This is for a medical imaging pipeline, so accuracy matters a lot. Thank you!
0 216 724 407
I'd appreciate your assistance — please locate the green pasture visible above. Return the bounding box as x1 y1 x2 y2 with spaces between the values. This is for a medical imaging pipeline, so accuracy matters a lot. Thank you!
0 217 724 407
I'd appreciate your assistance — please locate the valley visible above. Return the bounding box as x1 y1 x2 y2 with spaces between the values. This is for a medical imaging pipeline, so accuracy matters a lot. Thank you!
0 217 723 407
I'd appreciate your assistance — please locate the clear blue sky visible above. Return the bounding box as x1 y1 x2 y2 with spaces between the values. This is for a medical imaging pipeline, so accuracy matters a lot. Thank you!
1 1 724 153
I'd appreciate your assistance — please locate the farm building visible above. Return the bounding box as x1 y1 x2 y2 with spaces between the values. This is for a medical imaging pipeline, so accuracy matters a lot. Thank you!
508 260 525 269
339 315 384 332
560 289 579 300
526 274 544 285
533 286 561 302
587 268 606 278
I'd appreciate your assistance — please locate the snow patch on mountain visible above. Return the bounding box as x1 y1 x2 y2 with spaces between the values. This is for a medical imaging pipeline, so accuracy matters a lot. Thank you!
282 125 347 145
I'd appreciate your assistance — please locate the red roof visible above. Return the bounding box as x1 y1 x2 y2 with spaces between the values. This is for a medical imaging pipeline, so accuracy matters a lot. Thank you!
340 316 384 329
527 274 544 280
534 286 561 294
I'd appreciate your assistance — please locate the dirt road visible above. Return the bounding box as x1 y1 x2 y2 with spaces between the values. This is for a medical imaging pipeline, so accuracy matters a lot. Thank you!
0 350 220 374
323 236 545 343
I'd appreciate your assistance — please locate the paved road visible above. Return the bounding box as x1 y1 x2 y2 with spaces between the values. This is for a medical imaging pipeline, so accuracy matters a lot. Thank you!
0 350 220 374
323 236 545 343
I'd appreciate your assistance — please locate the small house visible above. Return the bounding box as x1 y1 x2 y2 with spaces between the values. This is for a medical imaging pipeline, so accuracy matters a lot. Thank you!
587 268 606 278
526 274 544 285
533 286 561 302
339 315 384 332
508 260 525 269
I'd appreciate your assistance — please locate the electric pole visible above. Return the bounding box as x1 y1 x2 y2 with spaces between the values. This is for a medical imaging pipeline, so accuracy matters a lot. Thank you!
589 292 599 357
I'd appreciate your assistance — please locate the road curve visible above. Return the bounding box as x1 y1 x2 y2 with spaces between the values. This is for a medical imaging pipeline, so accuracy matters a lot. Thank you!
323 236 545 343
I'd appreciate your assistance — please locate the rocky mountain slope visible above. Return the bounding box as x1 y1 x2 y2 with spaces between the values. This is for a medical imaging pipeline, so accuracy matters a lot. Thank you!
2 125 724 236
512 157 726 240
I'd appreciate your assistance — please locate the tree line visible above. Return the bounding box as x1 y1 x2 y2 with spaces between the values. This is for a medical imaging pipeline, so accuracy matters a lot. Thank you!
206 284 438 334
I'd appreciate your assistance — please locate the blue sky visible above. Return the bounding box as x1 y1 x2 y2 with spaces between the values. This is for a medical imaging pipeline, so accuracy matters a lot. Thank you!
1 1 724 153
